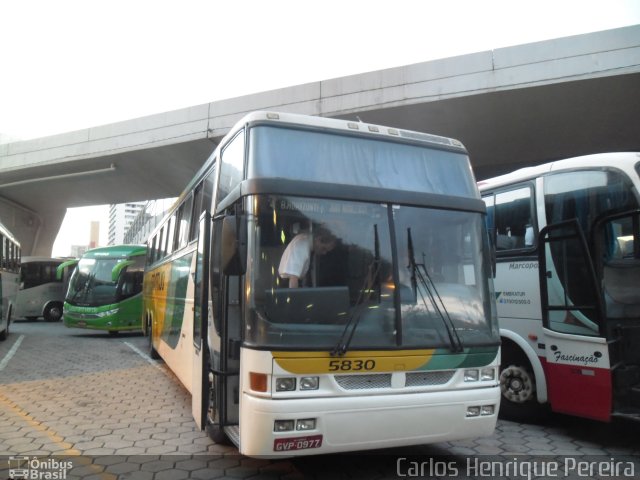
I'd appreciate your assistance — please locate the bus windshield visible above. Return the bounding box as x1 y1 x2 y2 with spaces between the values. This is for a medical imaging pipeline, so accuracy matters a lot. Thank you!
66 257 140 307
245 195 497 350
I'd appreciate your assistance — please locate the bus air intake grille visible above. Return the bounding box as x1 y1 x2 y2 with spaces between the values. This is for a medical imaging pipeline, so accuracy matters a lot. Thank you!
405 370 455 387
335 374 392 390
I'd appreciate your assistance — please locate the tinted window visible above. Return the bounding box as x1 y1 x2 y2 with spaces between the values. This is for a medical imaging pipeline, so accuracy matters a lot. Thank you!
218 131 245 205
482 185 535 252
249 126 477 198
545 169 639 233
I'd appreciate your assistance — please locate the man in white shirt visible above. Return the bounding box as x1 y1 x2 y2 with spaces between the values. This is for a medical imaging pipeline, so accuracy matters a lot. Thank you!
278 229 337 288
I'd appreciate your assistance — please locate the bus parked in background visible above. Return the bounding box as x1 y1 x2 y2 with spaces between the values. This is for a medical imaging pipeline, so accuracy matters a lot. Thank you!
62 245 146 335
0 220 21 340
15 257 73 322
479 152 640 422
144 111 500 457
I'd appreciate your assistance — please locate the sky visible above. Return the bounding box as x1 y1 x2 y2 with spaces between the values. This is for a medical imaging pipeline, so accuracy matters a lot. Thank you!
1 0 639 255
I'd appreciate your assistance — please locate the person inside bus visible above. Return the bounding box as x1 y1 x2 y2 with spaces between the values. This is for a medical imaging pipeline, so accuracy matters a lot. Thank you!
278 226 337 288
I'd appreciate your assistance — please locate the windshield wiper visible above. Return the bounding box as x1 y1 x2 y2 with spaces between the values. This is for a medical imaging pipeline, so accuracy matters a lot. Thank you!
68 273 94 303
332 225 381 356
407 228 464 353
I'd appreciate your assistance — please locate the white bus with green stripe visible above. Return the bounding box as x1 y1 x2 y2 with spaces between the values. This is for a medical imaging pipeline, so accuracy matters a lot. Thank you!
0 220 21 341
62 245 146 334
144 111 500 457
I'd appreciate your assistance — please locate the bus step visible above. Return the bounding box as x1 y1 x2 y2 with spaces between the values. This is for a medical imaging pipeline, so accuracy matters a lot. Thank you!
224 425 240 446
612 411 640 422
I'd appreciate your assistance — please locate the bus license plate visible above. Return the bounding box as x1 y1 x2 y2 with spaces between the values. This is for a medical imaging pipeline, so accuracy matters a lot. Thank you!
274 435 323 452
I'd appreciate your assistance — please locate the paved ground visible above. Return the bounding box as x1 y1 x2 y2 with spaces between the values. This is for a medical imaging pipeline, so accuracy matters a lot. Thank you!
1 320 638 479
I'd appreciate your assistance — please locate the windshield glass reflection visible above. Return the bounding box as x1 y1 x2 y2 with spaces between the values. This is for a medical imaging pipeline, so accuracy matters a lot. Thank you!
245 195 497 350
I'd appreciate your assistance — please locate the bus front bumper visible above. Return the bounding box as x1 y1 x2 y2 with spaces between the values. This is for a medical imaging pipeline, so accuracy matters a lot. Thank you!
63 310 141 332
239 385 500 457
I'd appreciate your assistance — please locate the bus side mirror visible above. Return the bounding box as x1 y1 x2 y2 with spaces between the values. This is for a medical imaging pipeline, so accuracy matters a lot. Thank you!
112 260 134 282
220 215 247 276
56 259 78 280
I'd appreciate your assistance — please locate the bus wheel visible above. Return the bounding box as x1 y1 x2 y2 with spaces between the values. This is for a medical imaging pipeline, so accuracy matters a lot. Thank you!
0 308 11 341
147 319 160 359
499 363 546 421
44 304 63 322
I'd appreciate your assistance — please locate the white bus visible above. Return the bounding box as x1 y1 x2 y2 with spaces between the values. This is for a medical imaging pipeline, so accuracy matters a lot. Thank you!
15 257 72 322
144 111 500 457
0 220 21 340
479 152 640 422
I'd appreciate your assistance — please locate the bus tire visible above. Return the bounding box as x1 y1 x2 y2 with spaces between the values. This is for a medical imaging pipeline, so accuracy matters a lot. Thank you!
147 318 160 359
499 341 548 422
44 303 63 322
0 308 11 341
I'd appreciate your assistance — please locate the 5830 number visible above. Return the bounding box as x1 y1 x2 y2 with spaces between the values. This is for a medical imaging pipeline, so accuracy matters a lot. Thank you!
328 359 376 371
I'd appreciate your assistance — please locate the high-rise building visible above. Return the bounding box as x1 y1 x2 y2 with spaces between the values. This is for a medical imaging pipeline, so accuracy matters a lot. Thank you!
108 202 146 245
89 220 100 248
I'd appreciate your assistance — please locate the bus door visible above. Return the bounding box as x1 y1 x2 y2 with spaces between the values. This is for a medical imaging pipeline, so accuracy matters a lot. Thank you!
593 210 640 415
208 215 244 443
192 213 211 429
539 219 612 421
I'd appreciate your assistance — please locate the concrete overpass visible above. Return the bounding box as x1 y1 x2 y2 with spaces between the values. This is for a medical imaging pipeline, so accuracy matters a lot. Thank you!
1 25 639 256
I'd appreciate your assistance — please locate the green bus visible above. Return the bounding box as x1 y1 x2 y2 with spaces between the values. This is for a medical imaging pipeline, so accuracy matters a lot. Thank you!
61 245 146 334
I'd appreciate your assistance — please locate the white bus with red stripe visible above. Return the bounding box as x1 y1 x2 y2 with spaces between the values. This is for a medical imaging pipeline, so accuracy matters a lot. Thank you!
479 152 640 422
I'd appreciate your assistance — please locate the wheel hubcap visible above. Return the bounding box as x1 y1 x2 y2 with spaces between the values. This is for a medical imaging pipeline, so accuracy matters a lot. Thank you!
500 365 535 403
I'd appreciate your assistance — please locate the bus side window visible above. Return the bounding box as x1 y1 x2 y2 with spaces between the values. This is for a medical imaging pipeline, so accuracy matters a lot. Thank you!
218 131 245 204
190 183 204 242
165 215 176 256
494 186 534 251
176 194 193 250
148 236 157 265
158 227 165 260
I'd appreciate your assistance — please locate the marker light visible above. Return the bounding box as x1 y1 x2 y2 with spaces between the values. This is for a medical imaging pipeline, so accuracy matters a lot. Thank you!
299 377 319 390
250 372 268 392
275 377 296 392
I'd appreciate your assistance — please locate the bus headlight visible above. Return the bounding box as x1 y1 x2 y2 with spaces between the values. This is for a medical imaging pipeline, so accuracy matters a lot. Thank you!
96 308 119 318
299 376 319 390
274 420 295 432
275 377 296 392
481 405 495 416
464 369 479 382
466 406 481 417
481 367 496 381
296 418 316 431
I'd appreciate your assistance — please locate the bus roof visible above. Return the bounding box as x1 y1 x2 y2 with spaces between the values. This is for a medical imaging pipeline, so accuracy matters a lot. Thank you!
181 111 469 203
237 111 466 149
80 245 146 259
478 152 640 191
20 256 70 264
